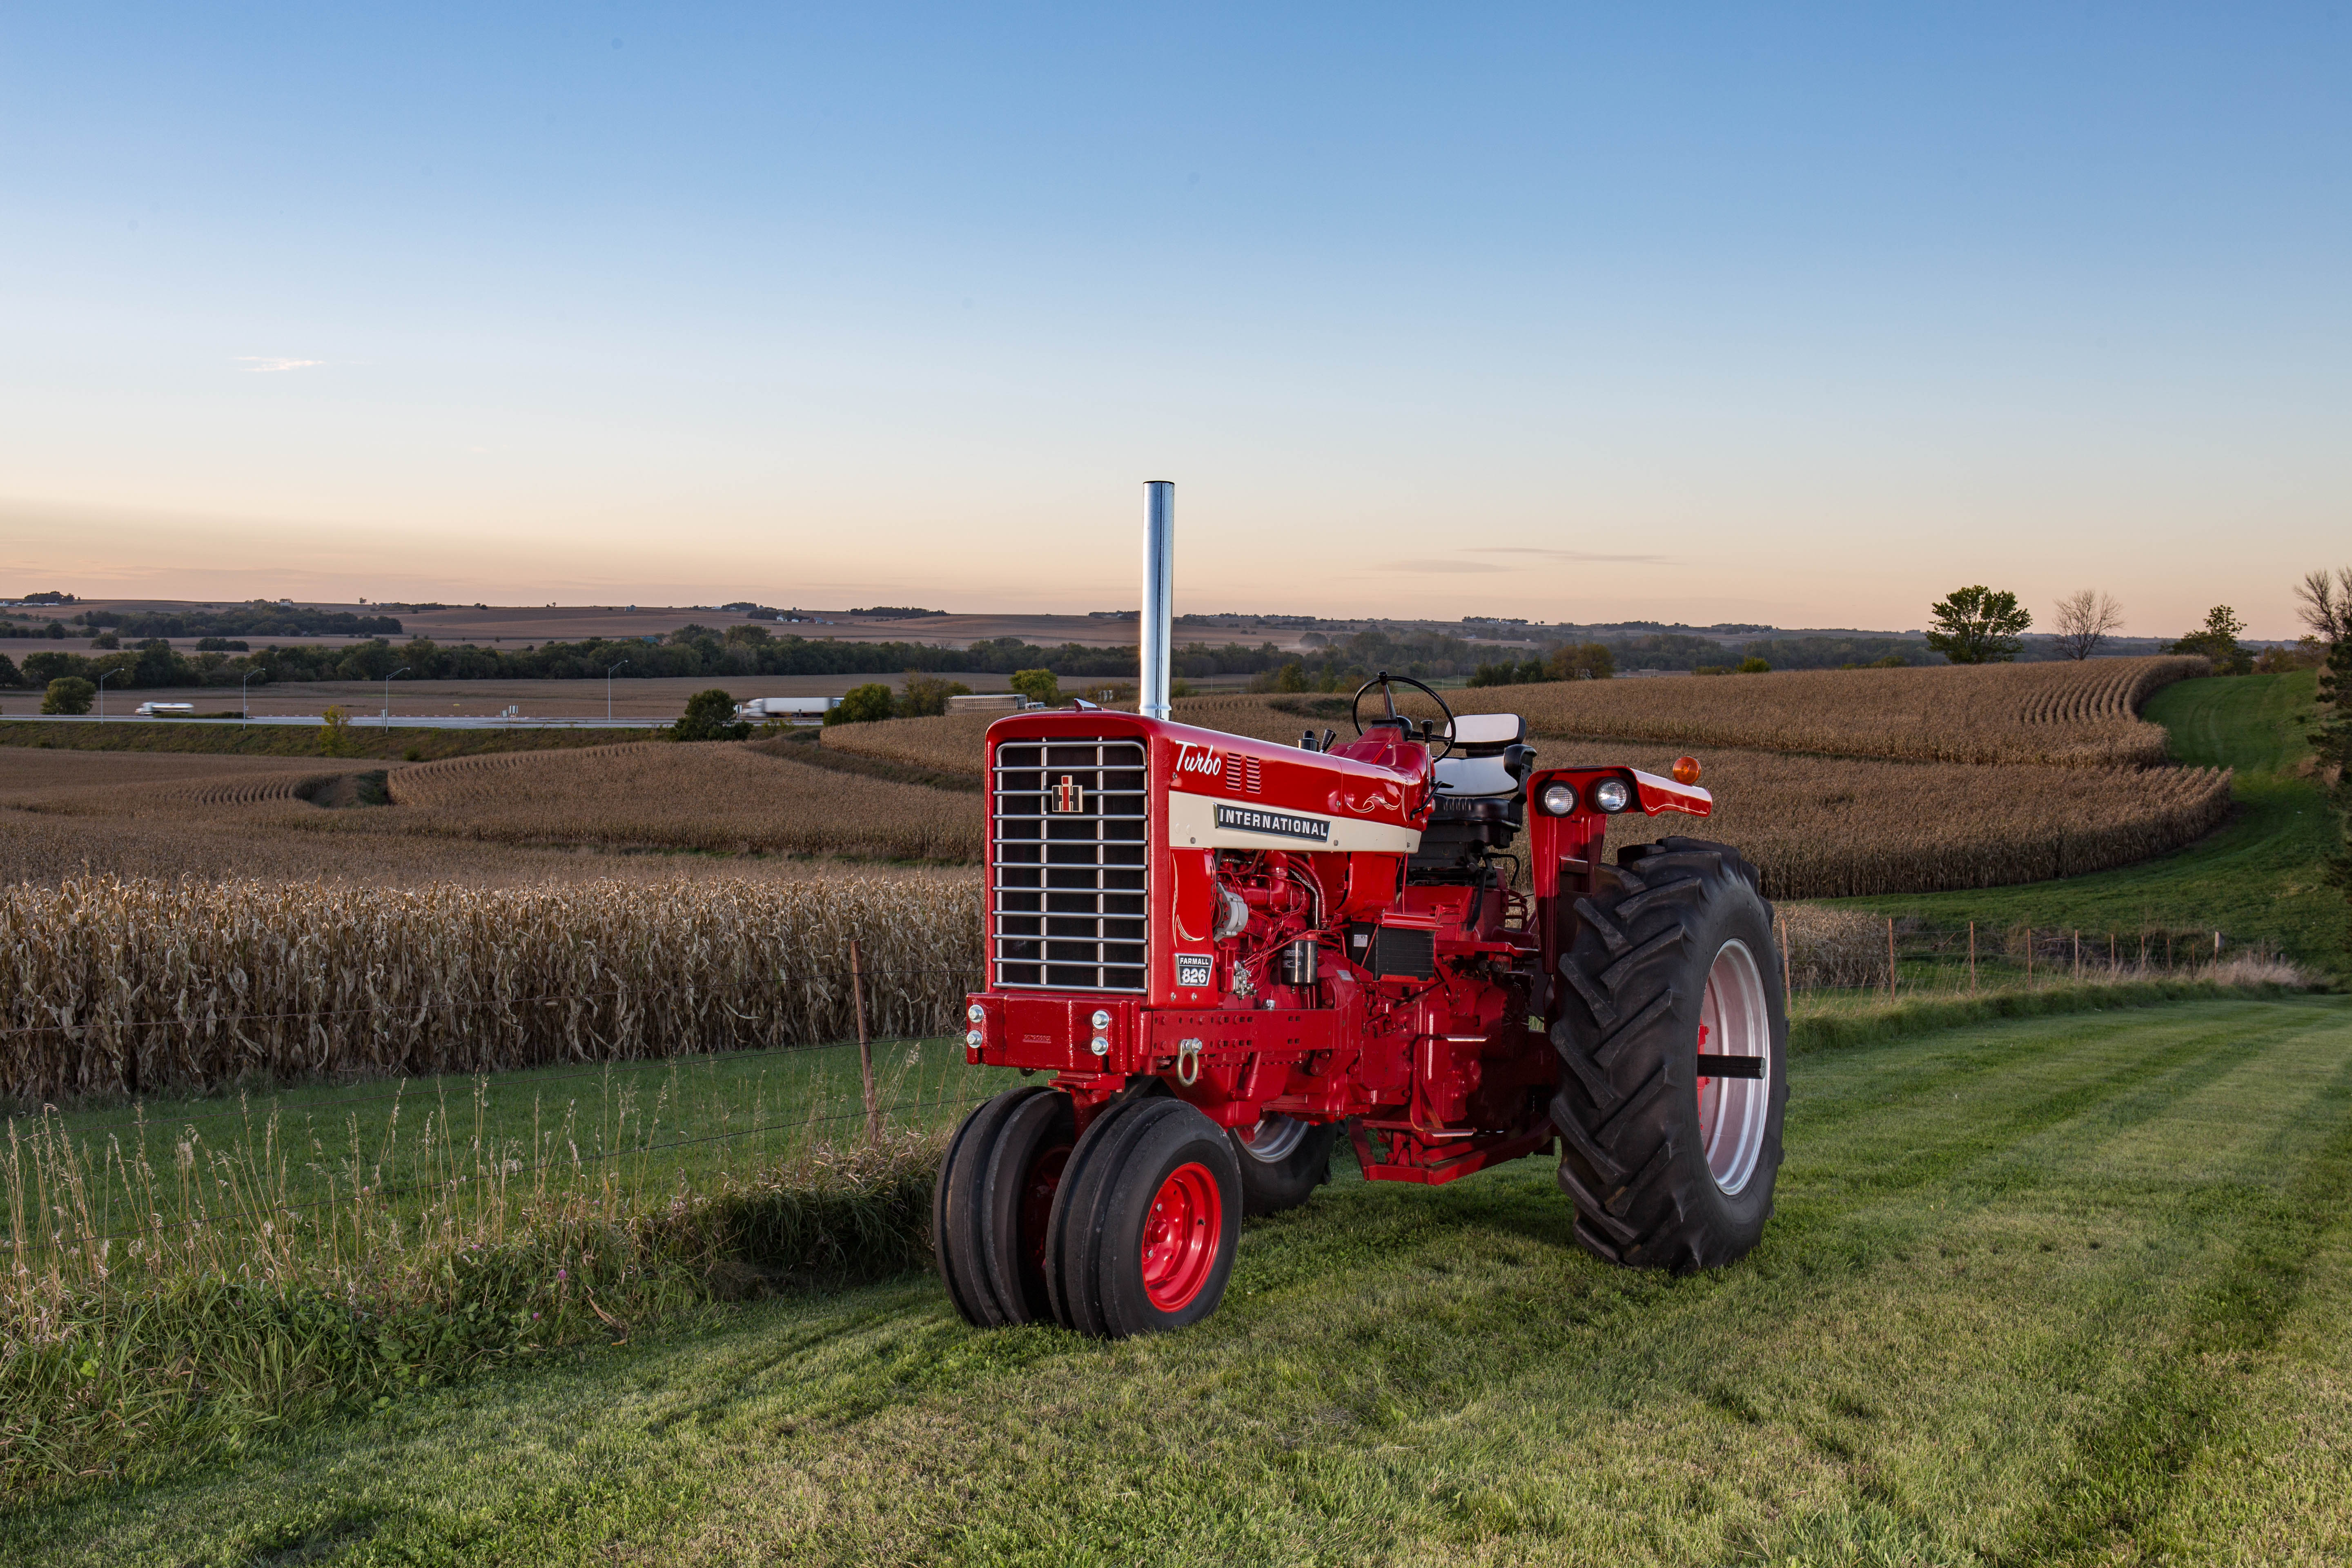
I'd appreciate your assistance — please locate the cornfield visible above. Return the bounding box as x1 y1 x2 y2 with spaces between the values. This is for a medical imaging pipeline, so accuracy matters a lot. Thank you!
1597 748 2232 898
1178 655 2209 768
820 657 2207 774
819 712 1000 777
0 874 983 1104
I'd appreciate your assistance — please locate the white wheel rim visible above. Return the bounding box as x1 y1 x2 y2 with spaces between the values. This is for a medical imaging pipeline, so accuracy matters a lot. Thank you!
1696 939 1771 1196
1235 1113 1309 1164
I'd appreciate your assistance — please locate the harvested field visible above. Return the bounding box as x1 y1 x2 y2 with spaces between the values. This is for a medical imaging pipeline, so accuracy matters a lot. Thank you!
0 808 982 888
0 873 984 1103
380 743 979 860
0 743 980 876
0 748 330 801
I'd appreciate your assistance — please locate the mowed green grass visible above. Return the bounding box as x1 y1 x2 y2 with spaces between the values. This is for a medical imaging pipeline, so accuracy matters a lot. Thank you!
1840 670 2348 971
14 994 2352 1566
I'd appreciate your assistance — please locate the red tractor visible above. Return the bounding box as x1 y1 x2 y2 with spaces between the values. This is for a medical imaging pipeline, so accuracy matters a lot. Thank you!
936 486 1788 1338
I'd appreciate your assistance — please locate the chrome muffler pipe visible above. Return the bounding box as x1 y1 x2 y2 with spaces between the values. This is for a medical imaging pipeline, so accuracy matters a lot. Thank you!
1141 480 1174 720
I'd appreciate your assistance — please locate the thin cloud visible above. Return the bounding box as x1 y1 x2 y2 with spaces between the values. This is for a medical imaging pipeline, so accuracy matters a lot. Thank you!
1466 546 1671 564
1372 546 1673 574
1372 559 1512 575
234 356 329 373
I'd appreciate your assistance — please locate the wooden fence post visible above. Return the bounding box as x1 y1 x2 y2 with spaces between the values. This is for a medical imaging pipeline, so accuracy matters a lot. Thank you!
1886 917 1896 999
2026 927 2034 982
1780 914 1793 998
851 938 878 1143
2073 929 2080 980
1969 920 1977 993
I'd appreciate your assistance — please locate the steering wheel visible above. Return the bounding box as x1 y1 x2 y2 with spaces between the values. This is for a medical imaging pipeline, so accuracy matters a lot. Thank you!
1349 670 1457 762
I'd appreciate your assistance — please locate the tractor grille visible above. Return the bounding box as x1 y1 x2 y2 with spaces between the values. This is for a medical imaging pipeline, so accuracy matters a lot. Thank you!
991 737 1149 992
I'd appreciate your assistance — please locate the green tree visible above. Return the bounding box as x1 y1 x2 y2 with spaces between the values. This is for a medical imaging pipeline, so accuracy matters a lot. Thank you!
1007 668 1060 708
2310 624 2352 959
1546 642 1616 681
40 676 94 715
2169 605 2253 675
1738 656 1773 673
898 673 973 717
671 688 753 742
826 684 897 725
319 704 355 756
0 653 18 688
1925 586 2031 664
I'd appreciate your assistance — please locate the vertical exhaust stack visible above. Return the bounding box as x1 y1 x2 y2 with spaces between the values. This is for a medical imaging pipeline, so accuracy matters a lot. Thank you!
1140 480 1175 720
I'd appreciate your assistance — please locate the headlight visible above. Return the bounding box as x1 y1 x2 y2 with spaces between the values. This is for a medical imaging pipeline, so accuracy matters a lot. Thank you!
1090 1008 1112 1030
966 1003 986 1024
1592 778 1632 813
1089 1036 1110 1056
1538 782 1578 816
964 1028 984 1048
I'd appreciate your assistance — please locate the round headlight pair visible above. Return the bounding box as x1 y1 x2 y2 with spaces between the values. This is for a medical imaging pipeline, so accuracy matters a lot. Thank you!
1538 777 1633 815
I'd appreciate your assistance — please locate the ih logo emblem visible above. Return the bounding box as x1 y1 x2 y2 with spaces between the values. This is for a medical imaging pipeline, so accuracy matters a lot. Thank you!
1049 775 1086 813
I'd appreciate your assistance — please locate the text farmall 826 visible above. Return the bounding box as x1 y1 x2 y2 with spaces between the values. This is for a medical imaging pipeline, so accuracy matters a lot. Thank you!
936 483 1789 1338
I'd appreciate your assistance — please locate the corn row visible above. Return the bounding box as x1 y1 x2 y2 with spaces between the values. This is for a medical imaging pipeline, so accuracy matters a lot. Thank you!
0 874 984 1102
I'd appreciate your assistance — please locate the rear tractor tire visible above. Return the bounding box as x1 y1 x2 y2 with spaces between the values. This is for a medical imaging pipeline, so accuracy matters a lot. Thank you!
1228 1114 1339 1216
1550 835 1788 1272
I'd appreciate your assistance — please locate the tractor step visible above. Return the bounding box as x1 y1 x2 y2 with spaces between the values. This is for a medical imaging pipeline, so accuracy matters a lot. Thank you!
1694 1054 1765 1079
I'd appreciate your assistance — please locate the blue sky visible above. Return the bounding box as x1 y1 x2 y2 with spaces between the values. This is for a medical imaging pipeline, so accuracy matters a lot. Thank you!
2 4 2344 633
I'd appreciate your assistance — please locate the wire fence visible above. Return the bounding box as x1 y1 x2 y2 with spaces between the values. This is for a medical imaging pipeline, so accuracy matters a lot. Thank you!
1775 912 2271 997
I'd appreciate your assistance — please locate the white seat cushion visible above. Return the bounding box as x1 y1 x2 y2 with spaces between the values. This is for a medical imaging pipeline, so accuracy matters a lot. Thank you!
1433 753 1520 797
1450 712 1525 749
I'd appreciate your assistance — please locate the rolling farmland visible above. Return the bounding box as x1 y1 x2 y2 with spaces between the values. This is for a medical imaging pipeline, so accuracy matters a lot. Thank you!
818 658 2233 898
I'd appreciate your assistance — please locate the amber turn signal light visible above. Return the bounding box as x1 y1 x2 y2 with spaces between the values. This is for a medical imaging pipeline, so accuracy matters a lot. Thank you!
1671 755 1702 786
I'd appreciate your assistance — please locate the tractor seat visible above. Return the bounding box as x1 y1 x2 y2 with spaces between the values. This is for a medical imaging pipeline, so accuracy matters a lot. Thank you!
1431 712 1531 800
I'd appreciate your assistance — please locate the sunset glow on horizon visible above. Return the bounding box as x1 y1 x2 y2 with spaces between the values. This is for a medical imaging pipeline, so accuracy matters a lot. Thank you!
4 6 2345 637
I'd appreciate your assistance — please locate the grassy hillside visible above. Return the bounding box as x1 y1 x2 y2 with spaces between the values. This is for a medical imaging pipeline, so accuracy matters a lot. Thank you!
1837 670 2347 973
14 994 2350 1564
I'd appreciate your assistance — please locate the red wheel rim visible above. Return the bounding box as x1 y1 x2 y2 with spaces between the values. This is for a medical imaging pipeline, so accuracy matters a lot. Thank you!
1139 1161 1223 1313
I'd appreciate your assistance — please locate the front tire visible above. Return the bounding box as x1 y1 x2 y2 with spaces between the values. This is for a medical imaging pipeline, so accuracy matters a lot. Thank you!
1229 1114 1338 1215
1550 835 1788 1272
935 1087 1072 1327
1048 1098 1242 1338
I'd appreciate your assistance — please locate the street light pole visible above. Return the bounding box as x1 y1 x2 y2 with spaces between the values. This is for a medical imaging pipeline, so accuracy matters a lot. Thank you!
382 666 410 729
241 669 258 727
606 659 628 722
97 666 123 722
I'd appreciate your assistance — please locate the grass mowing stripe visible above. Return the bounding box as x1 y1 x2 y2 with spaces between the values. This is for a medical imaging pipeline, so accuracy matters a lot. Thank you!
1999 1053 2352 1563
10 998 2352 1565
1771 1004 2291 1248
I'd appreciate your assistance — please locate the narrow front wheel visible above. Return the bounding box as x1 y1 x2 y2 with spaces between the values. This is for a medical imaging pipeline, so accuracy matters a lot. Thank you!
1048 1098 1242 1338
